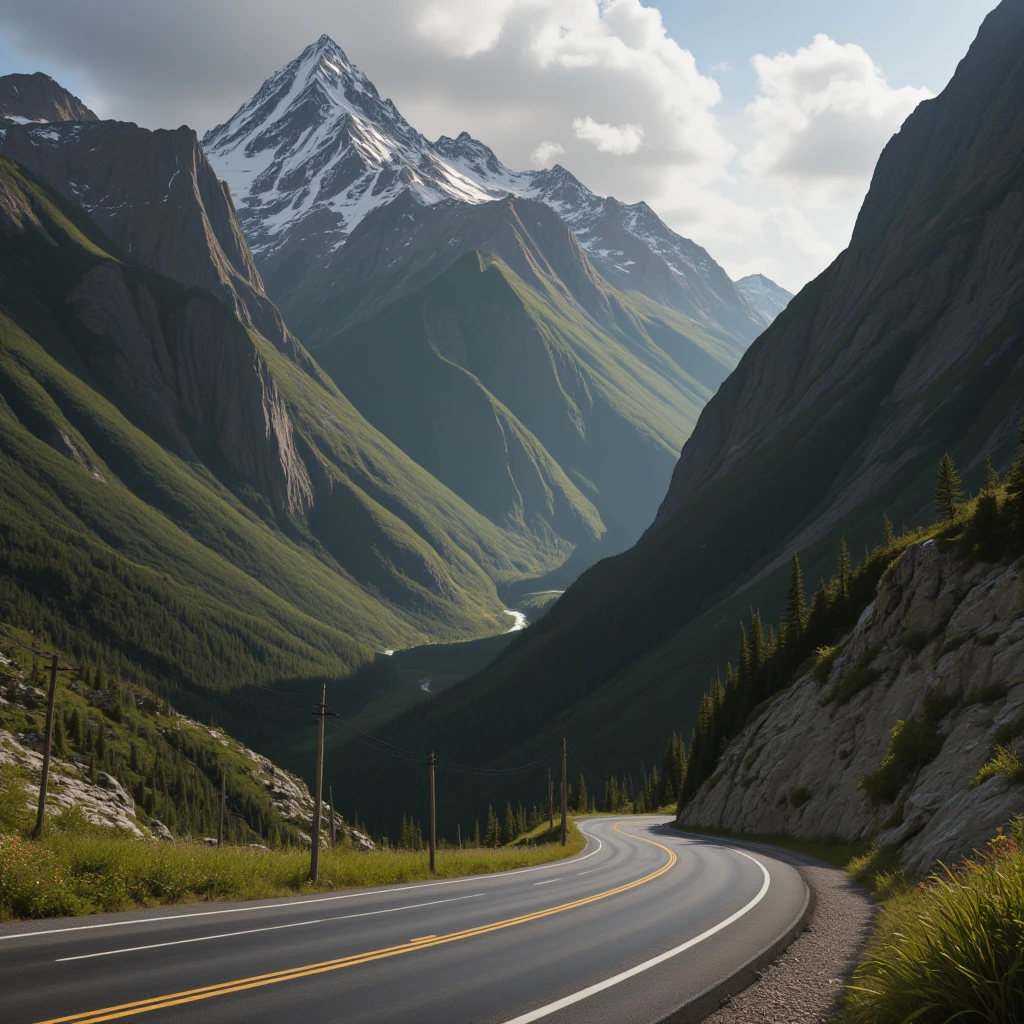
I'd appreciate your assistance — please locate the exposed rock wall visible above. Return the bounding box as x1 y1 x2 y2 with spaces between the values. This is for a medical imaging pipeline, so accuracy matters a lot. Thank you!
67 262 313 515
679 542 1024 874
0 119 306 366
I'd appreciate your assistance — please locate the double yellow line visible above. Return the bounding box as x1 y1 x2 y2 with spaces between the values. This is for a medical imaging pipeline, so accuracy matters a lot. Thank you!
39 825 677 1024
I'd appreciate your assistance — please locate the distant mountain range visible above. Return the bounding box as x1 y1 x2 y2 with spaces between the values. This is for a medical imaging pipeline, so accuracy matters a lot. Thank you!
344 0 1024 834
204 35 771 339
735 274 792 323
202 36 782 555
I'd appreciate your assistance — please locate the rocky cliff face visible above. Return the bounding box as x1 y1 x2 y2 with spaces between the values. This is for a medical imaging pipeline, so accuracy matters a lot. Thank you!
0 72 97 124
679 541 1024 874
0 119 304 365
66 262 313 515
658 0 1024 525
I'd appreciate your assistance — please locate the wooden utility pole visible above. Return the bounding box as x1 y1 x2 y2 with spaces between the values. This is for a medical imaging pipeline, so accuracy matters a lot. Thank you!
427 751 437 873
548 766 553 831
560 738 567 846
310 682 327 882
217 772 226 848
457 823 462 850
329 784 337 848
33 652 60 838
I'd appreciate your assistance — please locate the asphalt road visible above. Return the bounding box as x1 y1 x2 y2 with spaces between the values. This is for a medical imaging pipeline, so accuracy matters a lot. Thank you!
0 817 809 1024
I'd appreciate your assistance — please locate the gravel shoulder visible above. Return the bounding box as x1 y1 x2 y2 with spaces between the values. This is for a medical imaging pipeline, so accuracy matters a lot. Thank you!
703 851 876 1023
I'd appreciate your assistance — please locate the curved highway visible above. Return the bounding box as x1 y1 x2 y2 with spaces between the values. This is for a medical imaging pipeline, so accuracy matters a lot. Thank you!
0 818 808 1024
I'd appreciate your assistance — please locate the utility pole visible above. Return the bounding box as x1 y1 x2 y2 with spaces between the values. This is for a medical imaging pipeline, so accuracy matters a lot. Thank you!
33 652 60 838
457 823 462 850
329 784 337 848
427 751 437 874
560 738 567 846
548 766 553 832
218 772 226 848
310 682 327 882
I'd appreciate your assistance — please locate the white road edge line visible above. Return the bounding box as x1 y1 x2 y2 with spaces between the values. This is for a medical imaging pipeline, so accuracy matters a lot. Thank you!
1 829 606 943
55 894 485 963
499 844 772 1024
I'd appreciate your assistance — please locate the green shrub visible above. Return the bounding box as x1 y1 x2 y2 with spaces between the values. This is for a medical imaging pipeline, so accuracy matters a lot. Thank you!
939 632 973 657
835 646 884 704
0 835 81 918
899 630 931 655
859 718 943 806
922 686 960 723
966 682 1007 705
972 746 1024 787
994 713 1024 747
839 832 1024 1023
813 645 842 682
847 844 907 900
788 786 812 808
0 773 32 836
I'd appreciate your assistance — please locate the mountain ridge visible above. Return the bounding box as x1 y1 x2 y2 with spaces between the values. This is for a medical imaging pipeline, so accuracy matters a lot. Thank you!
0 72 97 124
202 34 765 341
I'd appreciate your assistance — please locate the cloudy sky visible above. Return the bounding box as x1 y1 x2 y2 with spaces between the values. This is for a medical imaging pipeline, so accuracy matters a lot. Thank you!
0 0 1000 292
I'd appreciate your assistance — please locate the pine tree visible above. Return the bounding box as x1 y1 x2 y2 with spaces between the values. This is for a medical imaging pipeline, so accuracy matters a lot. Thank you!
472 820 481 847
984 455 1001 493
576 774 588 814
502 802 516 845
736 623 751 693
605 776 619 812
782 552 807 650
837 538 852 600
749 611 765 683
53 713 67 757
883 510 895 547
935 453 964 521
485 805 499 847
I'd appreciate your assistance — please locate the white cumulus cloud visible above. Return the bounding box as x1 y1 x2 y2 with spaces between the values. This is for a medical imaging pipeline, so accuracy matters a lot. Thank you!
572 116 644 155
531 140 566 166
745 34 932 200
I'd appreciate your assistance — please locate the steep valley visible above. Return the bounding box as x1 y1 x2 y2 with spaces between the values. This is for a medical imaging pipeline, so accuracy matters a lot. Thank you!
337 0 1024 833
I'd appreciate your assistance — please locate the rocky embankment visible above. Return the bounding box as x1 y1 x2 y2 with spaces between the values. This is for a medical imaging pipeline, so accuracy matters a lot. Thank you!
680 541 1024 873
0 657 372 848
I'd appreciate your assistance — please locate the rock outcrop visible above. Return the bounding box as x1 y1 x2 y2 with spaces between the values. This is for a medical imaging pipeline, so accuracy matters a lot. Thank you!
66 262 313 515
0 727 150 837
0 72 97 124
679 541 1024 874
0 119 305 366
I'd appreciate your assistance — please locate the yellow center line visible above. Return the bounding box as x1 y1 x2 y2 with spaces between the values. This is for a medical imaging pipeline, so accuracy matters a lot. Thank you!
37 824 677 1024
409 934 437 942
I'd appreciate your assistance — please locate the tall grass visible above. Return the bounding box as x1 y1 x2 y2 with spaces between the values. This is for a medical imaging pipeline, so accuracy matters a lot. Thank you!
0 818 586 921
839 821 1024 1023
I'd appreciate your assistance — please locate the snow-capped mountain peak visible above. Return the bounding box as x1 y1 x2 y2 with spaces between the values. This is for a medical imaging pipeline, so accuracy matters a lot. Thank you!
204 38 765 340
203 36 508 256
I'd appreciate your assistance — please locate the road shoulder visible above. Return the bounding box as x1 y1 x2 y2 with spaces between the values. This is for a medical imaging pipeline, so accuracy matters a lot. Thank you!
689 840 876 1024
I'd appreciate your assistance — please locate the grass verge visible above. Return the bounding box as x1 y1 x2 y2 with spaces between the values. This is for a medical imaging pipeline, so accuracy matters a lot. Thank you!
837 818 1024 1023
0 820 586 921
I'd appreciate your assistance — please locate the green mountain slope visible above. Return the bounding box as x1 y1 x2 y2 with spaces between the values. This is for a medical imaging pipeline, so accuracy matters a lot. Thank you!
295 195 747 555
326 0 1024 835
0 154 577 740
